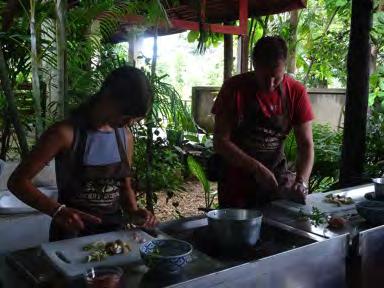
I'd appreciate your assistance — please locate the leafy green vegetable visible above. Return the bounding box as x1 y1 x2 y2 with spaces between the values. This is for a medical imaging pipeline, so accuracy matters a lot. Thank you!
297 207 327 227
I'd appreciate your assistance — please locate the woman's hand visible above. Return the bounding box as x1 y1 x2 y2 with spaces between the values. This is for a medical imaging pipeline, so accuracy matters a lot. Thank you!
131 208 158 228
53 207 102 233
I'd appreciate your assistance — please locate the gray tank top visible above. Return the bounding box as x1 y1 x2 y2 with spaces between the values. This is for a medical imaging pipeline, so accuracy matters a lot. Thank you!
83 128 127 166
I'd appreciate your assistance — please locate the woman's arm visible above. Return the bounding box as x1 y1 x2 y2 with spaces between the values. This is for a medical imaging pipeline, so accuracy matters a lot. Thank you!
120 127 157 227
8 122 101 232
8 122 72 216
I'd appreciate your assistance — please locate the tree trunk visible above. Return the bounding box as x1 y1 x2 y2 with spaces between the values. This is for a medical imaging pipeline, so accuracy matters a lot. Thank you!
55 0 67 118
287 10 299 74
223 32 233 80
0 43 29 158
0 117 11 160
339 0 373 187
30 0 44 138
145 26 158 213
370 44 378 75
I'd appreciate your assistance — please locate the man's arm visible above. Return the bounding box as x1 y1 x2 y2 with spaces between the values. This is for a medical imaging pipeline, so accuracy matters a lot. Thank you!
293 121 314 184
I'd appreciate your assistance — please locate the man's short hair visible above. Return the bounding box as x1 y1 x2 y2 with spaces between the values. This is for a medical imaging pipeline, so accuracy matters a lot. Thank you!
252 36 288 67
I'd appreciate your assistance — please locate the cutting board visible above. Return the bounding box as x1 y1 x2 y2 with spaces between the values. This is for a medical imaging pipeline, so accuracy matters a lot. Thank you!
271 184 374 216
41 229 153 278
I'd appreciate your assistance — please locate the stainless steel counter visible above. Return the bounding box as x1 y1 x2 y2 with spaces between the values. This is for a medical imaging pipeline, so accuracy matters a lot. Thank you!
161 217 348 288
3 215 349 288
2 183 383 288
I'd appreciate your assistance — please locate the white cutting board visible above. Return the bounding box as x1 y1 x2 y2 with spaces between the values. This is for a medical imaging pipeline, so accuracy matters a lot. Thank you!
41 229 153 278
271 184 374 216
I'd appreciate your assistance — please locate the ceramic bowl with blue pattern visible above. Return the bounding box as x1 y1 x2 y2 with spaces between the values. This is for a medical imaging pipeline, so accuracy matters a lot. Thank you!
140 239 193 274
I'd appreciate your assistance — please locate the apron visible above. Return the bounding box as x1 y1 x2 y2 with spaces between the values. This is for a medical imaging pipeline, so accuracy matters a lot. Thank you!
218 81 295 209
50 123 131 241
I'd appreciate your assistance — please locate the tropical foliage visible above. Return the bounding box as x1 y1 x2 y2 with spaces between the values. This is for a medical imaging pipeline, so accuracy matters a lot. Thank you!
0 0 384 211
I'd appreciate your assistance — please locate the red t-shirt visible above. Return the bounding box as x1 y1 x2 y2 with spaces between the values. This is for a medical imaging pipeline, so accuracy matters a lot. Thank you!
212 72 314 126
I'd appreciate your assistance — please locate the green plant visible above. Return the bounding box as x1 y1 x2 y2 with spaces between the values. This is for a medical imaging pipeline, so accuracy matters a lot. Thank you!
133 126 185 194
187 155 217 209
365 109 384 177
285 124 342 192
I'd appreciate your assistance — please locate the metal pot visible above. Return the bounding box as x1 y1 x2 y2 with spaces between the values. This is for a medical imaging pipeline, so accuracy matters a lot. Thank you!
373 178 384 199
206 209 263 250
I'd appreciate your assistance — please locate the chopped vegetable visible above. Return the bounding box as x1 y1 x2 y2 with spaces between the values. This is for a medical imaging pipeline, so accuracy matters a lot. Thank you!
83 240 131 263
324 194 354 207
327 216 347 229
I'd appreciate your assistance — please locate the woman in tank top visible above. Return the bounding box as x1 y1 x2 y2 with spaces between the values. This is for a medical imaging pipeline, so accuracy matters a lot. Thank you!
8 66 157 240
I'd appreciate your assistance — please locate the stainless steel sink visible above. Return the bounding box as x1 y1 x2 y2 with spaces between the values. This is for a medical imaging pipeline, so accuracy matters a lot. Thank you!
159 216 349 288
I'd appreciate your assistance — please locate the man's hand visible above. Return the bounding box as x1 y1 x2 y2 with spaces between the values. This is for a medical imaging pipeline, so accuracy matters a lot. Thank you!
53 207 102 233
253 162 278 191
131 208 158 228
289 182 308 204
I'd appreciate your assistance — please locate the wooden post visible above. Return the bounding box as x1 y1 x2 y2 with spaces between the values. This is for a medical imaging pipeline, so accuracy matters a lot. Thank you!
128 34 136 66
240 35 249 73
55 0 67 118
223 28 233 80
340 0 373 187
239 0 249 73
145 26 158 213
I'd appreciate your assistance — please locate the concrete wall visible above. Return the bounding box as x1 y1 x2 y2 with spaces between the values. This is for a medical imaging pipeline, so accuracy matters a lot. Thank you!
191 86 346 133
308 88 345 129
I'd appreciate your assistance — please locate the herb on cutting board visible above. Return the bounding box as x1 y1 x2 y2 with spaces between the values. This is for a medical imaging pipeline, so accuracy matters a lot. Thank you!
297 207 327 227
83 240 131 263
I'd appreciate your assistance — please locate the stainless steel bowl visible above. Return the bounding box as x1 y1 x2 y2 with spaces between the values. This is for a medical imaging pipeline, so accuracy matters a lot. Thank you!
206 209 263 250
373 178 384 199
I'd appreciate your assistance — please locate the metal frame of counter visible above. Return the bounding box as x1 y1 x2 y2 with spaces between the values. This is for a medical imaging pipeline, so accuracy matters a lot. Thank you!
264 184 384 288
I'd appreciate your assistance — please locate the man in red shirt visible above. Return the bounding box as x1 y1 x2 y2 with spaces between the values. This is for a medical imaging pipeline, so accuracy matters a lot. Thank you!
212 36 314 208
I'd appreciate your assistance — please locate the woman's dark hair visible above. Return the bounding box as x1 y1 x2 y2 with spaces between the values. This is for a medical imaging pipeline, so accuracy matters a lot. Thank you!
72 66 153 120
100 66 153 117
252 36 288 67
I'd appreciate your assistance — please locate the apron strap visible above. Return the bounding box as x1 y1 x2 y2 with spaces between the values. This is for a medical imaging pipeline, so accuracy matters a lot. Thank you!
236 75 290 124
278 80 290 118
74 125 88 168
114 128 130 166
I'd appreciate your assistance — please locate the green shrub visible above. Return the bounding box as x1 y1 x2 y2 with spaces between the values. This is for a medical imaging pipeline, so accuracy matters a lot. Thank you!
285 124 342 192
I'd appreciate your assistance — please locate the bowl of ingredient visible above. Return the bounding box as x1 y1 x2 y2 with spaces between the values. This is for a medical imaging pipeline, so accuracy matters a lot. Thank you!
356 200 384 225
84 266 123 288
140 239 193 274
